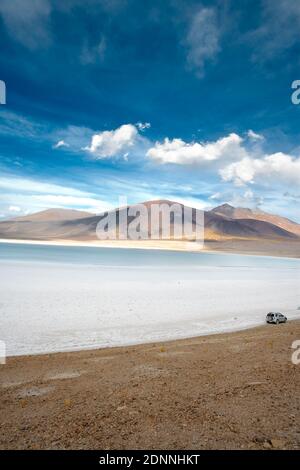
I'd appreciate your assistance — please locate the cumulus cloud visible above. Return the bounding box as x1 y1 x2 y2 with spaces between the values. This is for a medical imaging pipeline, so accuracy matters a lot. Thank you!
147 133 246 165
84 124 139 159
185 7 220 77
0 111 147 158
220 152 300 187
147 129 300 194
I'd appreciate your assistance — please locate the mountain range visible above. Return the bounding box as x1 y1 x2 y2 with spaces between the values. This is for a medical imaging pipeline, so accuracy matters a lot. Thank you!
0 201 299 243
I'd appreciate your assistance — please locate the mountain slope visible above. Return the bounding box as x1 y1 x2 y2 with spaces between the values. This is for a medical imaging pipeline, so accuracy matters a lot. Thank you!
0 209 98 241
211 204 300 236
9 208 93 222
204 211 298 240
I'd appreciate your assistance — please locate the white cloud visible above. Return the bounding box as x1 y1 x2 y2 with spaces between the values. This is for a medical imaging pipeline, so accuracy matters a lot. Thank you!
247 129 264 141
0 112 146 158
146 128 300 197
8 205 21 213
213 189 264 209
185 7 220 77
220 152 300 187
1 194 113 216
27 194 113 213
84 124 139 159
136 122 151 131
0 175 114 217
220 157 256 186
209 192 222 200
53 140 70 149
147 133 246 165
53 125 94 152
0 175 92 197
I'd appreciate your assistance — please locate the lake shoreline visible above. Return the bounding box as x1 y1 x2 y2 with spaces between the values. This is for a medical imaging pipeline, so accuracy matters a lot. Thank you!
1 237 300 259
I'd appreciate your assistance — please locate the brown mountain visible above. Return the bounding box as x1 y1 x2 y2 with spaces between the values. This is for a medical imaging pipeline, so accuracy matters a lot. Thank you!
0 208 96 241
211 203 300 237
0 200 299 242
9 208 93 222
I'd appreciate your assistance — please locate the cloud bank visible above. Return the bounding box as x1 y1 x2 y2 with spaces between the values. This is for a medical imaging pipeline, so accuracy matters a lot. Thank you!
146 133 246 165
146 130 300 192
220 152 300 187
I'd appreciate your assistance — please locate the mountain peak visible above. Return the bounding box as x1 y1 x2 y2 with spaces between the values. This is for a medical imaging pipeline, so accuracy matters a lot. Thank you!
214 203 235 210
211 203 236 216
210 203 300 236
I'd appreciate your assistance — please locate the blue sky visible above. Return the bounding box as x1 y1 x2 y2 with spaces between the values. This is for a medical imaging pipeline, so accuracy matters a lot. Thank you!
0 0 300 221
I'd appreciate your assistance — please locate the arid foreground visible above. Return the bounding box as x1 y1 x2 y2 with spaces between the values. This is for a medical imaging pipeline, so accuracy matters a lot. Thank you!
0 322 299 450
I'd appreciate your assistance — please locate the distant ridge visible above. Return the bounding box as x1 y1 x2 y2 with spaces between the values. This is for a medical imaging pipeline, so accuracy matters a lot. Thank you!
10 208 93 222
211 203 300 237
0 200 299 243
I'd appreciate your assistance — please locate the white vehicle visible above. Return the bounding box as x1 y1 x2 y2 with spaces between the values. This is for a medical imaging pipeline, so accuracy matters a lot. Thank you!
266 312 287 324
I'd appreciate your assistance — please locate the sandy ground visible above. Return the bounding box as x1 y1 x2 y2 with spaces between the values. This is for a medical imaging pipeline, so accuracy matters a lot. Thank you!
0 238 203 252
0 321 299 450
1 238 300 258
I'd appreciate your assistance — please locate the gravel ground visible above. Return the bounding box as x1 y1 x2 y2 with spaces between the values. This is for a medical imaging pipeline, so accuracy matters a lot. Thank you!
0 321 299 450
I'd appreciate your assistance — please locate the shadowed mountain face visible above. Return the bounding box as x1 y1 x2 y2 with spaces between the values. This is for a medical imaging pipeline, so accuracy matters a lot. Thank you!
0 201 299 242
212 204 300 237
0 210 100 241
